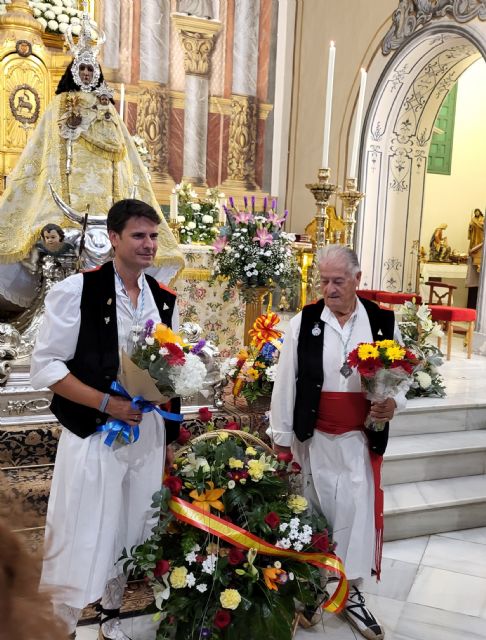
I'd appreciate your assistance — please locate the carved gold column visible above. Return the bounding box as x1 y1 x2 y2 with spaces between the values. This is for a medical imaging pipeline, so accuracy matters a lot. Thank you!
136 82 170 188
172 13 222 186
224 94 258 191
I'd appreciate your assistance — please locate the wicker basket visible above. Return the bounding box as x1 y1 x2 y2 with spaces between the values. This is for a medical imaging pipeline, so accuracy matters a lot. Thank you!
179 428 273 456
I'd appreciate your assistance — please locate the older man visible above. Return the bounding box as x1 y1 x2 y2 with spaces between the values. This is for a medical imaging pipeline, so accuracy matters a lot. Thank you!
269 245 406 640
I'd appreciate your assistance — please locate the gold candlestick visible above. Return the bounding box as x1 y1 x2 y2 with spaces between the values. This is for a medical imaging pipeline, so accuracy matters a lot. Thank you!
305 168 339 301
338 177 364 248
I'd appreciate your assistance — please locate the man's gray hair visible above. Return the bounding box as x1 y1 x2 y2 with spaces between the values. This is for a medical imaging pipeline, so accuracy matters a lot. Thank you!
317 245 361 276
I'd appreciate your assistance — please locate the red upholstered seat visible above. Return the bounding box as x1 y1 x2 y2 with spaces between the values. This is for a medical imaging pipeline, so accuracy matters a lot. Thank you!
357 289 380 301
375 291 422 306
428 305 476 323
428 305 476 360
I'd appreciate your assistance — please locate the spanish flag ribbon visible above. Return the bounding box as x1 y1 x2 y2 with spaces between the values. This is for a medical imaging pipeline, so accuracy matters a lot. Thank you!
249 312 283 351
169 496 348 614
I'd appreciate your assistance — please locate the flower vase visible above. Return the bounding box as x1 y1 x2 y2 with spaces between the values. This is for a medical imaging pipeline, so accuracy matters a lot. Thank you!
241 285 272 343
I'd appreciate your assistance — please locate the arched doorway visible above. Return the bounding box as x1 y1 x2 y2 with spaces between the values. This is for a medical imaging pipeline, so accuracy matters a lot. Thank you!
356 21 486 343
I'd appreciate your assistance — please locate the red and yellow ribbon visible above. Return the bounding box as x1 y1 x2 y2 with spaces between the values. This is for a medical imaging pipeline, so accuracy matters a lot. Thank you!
169 496 348 614
249 312 283 351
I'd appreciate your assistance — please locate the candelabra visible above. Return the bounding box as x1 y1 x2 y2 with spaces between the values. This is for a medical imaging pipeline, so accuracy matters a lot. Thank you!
337 177 364 249
305 168 339 301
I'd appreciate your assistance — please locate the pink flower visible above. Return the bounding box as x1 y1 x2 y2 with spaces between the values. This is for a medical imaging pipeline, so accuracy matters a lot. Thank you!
267 212 285 227
253 228 273 247
234 211 254 224
212 236 228 253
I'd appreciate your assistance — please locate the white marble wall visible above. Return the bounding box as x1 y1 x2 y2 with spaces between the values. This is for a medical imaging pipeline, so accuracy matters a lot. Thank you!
103 0 121 70
232 0 260 96
140 0 171 83
183 74 209 181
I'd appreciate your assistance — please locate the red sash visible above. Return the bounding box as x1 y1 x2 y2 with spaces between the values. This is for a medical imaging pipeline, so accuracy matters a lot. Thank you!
315 391 384 580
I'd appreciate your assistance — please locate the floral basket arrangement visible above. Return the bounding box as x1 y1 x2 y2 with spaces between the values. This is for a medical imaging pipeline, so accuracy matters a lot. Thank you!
175 181 222 245
347 340 419 431
98 322 208 448
121 430 347 640
222 312 282 411
212 196 299 302
398 301 446 398
27 0 92 35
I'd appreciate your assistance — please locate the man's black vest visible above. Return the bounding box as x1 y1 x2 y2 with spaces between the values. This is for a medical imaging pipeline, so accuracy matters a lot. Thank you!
293 297 395 455
50 260 181 442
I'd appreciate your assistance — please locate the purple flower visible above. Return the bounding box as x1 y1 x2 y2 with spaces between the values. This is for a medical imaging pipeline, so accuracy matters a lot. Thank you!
263 196 268 211
200 629 212 639
251 195 256 211
272 198 277 210
191 339 206 355
243 195 248 209
141 319 154 339
253 228 273 247
229 196 235 208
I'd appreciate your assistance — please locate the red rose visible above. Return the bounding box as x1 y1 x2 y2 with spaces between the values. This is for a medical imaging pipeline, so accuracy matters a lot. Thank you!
214 609 231 629
264 511 281 529
224 421 239 430
176 426 191 445
311 531 329 553
227 547 245 565
277 451 293 463
153 559 170 577
198 407 213 422
290 461 302 474
164 475 183 495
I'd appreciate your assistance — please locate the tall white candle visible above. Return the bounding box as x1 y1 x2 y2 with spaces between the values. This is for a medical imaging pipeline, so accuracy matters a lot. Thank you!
170 191 178 222
349 68 367 181
321 41 336 169
119 83 125 122
218 194 226 224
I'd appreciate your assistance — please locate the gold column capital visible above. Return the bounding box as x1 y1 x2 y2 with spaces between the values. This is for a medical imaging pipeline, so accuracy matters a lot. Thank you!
171 13 222 76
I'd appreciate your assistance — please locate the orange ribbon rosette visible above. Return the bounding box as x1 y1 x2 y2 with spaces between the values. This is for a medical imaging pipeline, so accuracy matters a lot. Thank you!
189 481 225 512
249 312 282 351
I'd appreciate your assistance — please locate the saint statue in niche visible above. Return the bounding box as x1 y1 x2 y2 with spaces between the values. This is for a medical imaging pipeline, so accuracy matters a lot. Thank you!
465 208 484 308
177 0 215 19
429 223 452 262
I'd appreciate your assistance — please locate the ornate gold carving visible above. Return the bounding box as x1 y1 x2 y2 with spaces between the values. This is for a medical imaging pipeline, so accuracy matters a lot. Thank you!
9 83 40 125
172 13 222 76
226 95 258 187
136 84 170 176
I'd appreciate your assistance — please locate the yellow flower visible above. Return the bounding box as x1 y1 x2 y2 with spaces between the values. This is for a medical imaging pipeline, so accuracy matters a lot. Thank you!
386 345 406 361
217 432 229 442
287 494 308 514
247 454 273 481
375 339 396 348
228 457 244 469
357 343 379 360
220 588 241 610
237 349 249 360
254 361 266 369
263 567 286 591
232 378 245 397
153 323 185 346
169 566 187 589
246 368 260 381
245 446 257 456
189 481 225 512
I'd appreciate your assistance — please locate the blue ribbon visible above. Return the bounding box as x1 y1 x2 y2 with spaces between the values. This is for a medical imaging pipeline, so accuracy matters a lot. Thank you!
97 381 183 447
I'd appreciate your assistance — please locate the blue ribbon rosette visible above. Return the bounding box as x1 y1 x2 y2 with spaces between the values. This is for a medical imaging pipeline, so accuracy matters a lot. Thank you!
97 381 183 447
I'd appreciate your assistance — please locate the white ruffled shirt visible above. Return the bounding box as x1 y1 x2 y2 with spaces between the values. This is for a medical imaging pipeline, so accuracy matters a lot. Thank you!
269 298 407 447
30 271 179 390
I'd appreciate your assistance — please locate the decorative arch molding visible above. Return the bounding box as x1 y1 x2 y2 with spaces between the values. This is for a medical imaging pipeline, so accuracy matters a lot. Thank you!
357 20 486 346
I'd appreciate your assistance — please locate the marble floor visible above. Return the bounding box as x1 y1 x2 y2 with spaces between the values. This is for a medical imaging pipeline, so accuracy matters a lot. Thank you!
75 344 486 640
76 526 486 640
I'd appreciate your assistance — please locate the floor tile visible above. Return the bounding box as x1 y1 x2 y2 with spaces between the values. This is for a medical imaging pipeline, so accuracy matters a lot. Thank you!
438 526 486 545
360 558 419 602
395 601 486 640
382 536 429 565
421 535 486 579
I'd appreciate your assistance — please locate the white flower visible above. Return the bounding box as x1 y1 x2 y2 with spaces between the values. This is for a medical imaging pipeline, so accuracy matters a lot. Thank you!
279 522 289 533
168 352 206 397
293 541 303 551
44 8 55 18
202 214 213 224
265 364 278 382
150 354 156 361
191 203 201 211
33 7 41 15
70 15 80 24
276 538 291 549
416 370 432 389
71 23 81 34
196 583 208 593
202 554 218 575
227 480 236 489
159 347 169 356
38 16 47 26
145 336 154 346
289 572 295 581
185 551 198 565
186 572 196 588
47 18 59 29
187 221 197 230
50 5 62 14
58 21 67 32
177 215 185 223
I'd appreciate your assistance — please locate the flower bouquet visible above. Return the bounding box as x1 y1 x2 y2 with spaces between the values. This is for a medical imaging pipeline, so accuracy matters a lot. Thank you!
398 301 446 398
121 430 347 640
222 312 282 411
99 322 207 447
175 181 222 245
347 340 419 431
27 0 94 35
212 196 299 302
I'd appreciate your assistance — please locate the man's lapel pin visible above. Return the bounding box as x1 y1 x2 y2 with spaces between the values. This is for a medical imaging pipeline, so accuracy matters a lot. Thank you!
104 317 110 324
163 303 169 310
312 322 321 337
377 329 383 336
106 298 112 306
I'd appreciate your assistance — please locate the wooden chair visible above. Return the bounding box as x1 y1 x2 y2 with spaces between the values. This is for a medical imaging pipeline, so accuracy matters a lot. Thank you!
425 280 456 306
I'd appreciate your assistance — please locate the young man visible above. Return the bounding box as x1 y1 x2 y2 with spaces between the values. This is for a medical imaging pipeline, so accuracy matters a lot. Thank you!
31 199 181 640
269 245 407 640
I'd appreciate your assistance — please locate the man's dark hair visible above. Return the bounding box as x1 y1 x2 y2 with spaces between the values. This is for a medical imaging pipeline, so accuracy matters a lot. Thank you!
55 60 112 101
41 223 65 241
107 199 161 234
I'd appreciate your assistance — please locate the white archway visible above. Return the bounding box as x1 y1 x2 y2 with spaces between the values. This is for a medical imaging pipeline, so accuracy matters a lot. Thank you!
356 20 486 347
